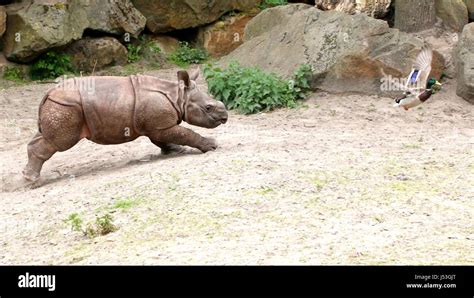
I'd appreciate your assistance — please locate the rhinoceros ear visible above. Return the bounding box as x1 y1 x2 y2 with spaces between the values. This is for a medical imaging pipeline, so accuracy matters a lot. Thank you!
177 70 191 88
189 67 200 81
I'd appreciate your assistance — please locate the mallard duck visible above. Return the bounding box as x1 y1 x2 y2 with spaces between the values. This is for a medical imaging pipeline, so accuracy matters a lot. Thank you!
393 47 442 111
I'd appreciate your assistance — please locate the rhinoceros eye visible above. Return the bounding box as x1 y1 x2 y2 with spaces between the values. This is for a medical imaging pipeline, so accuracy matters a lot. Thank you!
206 104 213 111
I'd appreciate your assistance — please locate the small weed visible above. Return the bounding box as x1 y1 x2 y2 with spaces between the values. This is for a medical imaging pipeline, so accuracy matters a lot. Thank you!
402 143 421 149
127 44 143 63
368 104 376 113
256 187 274 195
168 41 208 67
95 213 117 236
65 212 117 238
312 177 327 191
126 37 162 66
65 213 83 232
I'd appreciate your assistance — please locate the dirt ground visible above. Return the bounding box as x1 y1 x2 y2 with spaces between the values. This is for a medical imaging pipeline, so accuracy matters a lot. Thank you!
0 68 473 265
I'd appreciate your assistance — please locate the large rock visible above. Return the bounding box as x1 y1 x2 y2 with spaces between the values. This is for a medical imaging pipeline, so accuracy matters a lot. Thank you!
197 14 254 57
131 0 260 33
222 4 445 96
464 0 474 20
2 0 145 63
0 6 6 38
2 1 89 62
65 37 128 72
84 0 146 37
435 0 469 32
456 23 474 103
315 0 391 18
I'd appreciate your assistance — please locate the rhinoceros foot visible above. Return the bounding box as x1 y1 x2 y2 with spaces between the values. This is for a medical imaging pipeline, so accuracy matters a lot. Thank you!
197 137 218 153
22 167 40 182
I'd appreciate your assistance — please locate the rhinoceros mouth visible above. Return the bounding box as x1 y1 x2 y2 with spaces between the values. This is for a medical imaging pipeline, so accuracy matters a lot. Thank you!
212 116 227 125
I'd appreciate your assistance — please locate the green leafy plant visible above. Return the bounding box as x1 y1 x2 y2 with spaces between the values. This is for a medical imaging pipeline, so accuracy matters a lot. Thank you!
30 51 75 80
126 38 162 67
65 212 117 238
95 213 117 235
65 213 83 232
3 66 26 82
203 62 312 114
168 41 208 67
127 44 143 63
259 0 288 10
290 64 312 100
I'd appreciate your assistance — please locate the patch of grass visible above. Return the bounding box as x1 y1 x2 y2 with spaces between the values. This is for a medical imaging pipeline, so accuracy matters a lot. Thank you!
65 213 83 232
168 41 208 67
204 62 312 114
3 66 26 82
30 51 75 80
311 177 327 192
255 187 274 195
113 198 138 210
402 143 421 149
259 0 288 10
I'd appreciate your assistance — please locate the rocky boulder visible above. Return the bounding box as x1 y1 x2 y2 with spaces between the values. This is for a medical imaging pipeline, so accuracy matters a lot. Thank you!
2 0 145 63
131 0 260 33
2 1 89 63
65 37 127 72
455 23 474 103
315 0 391 18
0 6 6 38
84 0 146 37
464 0 474 20
197 14 254 57
222 4 445 96
435 0 469 32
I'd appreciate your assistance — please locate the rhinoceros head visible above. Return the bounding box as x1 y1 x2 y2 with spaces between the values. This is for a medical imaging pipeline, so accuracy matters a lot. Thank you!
178 69 228 128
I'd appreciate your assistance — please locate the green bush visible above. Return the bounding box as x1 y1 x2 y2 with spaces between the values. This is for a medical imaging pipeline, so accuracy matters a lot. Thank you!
3 66 26 82
127 38 162 63
203 62 312 114
290 63 312 100
168 41 208 67
259 0 288 10
30 51 75 80
127 44 143 63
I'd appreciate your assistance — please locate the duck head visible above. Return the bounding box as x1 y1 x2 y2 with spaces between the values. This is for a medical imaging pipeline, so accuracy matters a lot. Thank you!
427 78 442 93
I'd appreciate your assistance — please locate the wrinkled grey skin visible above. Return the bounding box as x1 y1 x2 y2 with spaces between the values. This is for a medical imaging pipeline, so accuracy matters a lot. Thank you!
22 69 228 182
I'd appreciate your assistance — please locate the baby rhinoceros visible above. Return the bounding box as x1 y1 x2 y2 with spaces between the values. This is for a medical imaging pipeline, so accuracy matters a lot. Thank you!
22 69 228 182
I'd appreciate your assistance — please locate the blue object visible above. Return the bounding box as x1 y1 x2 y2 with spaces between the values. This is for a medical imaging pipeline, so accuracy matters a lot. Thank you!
410 69 419 83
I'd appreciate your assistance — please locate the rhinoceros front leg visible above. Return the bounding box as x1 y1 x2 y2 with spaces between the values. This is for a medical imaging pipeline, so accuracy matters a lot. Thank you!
149 140 184 155
149 126 217 153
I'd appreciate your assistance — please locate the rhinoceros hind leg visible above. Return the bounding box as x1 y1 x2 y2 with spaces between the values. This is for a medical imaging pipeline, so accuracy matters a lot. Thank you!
23 132 58 182
23 99 83 181
150 140 184 155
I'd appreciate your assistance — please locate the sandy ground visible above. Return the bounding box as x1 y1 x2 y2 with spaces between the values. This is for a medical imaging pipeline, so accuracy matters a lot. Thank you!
0 68 473 265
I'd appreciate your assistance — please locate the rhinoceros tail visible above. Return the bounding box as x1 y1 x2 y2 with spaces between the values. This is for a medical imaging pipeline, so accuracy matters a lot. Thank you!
37 90 53 133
